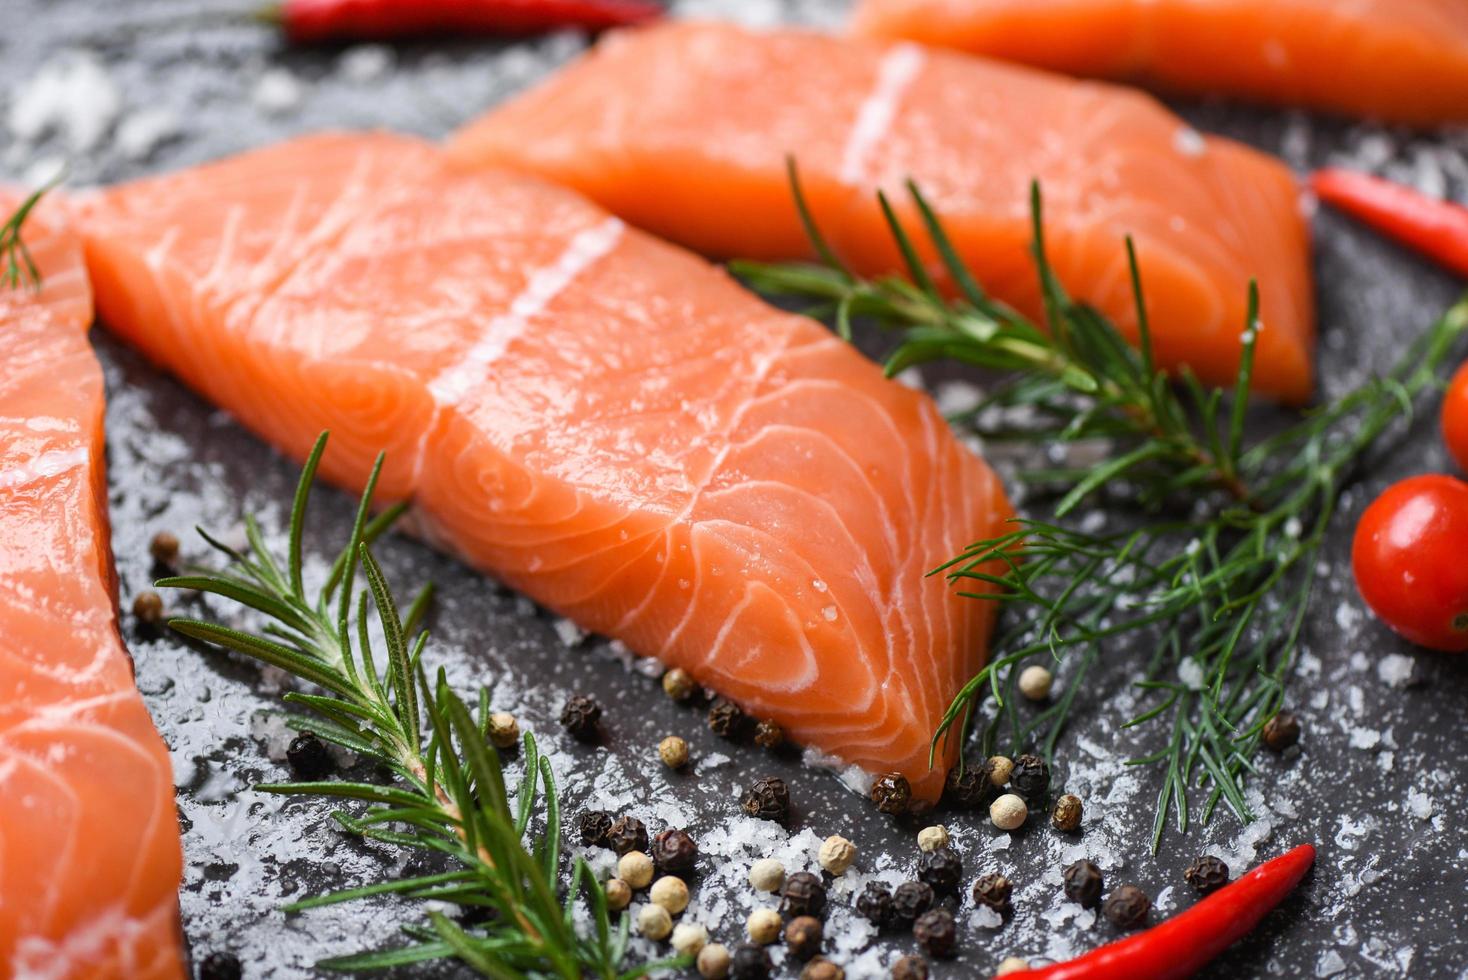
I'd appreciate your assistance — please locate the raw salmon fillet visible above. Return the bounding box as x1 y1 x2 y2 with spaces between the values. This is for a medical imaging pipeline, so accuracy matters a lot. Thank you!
74 132 1013 799
447 22 1315 404
851 0 1468 127
0 193 185 978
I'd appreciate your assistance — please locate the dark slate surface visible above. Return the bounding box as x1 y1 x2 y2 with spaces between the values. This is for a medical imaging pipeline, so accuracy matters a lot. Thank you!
3 1 1467 977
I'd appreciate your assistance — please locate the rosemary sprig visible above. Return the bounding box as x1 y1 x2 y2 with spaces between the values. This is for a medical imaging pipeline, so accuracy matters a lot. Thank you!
736 165 1468 846
1 176 61 292
160 432 683 977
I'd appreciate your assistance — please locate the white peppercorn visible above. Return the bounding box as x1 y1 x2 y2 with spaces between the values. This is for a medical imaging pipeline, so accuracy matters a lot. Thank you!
995 957 1031 975
672 923 709 957
638 903 673 940
605 878 632 911
650 875 690 915
916 825 950 852
988 756 1014 787
746 907 782 945
818 835 856 875
749 858 785 893
618 851 655 890
1018 665 1053 701
698 943 732 979
487 712 519 749
659 735 690 769
990 793 1028 831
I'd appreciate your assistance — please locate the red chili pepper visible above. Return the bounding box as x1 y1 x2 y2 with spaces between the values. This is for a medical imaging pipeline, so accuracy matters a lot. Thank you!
266 0 662 44
1004 843 1315 980
1312 168 1468 278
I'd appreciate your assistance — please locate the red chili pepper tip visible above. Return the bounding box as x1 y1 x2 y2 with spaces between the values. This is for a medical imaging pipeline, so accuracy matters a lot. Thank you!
1004 843 1315 980
1311 168 1468 279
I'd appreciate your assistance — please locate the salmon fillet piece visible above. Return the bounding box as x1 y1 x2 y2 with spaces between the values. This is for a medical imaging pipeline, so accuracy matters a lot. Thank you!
74 132 1013 800
851 0 1468 127
0 193 185 979
446 22 1315 404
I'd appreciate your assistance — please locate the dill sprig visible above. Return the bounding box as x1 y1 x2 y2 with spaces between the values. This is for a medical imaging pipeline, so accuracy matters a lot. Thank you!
736 164 1468 847
160 433 684 977
1 176 62 292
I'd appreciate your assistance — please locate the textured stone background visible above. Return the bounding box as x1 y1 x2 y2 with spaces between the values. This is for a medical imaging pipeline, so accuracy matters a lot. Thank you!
3 1 1467 977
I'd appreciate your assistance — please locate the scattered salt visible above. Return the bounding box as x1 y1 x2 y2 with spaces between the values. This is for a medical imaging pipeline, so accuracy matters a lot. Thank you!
1376 653 1414 688
8 50 121 152
1405 789 1435 821
115 108 180 161
337 45 395 84
253 68 303 115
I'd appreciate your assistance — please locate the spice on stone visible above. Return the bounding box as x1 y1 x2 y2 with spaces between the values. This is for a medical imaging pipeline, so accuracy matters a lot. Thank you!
987 755 1014 787
818 835 856 875
890 954 929 980
1184 854 1230 895
754 719 784 749
781 871 827 918
913 908 957 958
1051 793 1083 832
917 847 963 896
730 943 773 980
487 711 519 749
1103 884 1151 930
578 809 614 848
1009 753 1050 805
133 590 165 626
800 958 844 980
662 667 696 702
746 908 782 945
784 915 823 960
1018 664 1053 701
855 882 892 927
672 923 709 957
286 731 334 780
698 943 732 980
871 772 912 815
971 873 1013 913
916 825 950 852
995 957 1030 975
1062 859 1103 908
559 694 602 742
617 851 654 890
650 875 690 915
990 793 1028 830
604 877 632 911
637 903 672 940
652 828 699 874
741 776 792 825
708 698 747 739
606 815 648 855
149 530 180 567
944 765 998 810
1262 711 1301 752
889 881 935 927
658 734 689 769
749 858 785 892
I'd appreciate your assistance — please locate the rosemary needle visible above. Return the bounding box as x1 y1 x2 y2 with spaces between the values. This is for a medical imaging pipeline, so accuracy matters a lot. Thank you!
736 163 1468 847
160 433 686 977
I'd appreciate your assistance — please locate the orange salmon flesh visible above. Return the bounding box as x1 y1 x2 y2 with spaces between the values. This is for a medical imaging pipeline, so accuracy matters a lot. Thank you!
74 133 1015 800
850 0 1468 127
448 21 1316 404
0 193 185 979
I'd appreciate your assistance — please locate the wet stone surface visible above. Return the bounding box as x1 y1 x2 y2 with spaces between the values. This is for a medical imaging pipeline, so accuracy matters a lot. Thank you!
4 1 1468 977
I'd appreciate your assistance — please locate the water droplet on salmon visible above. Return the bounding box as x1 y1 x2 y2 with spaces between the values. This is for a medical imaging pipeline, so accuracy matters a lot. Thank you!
822 605 838 622
812 578 827 592
678 578 690 590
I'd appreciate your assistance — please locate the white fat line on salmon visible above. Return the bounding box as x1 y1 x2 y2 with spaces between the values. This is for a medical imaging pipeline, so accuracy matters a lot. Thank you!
838 43 926 186
0 447 87 492
426 217 625 407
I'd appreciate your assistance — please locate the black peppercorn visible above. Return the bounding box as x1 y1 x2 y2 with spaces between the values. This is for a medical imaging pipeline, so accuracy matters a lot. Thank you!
917 847 963 896
781 870 828 918
1262 711 1301 752
1009 753 1050 805
730 943 773 980
870 772 912 815
742 776 792 825
651 828 699 874
943 764 998 810
754 718 784 749
800 958 844 980
912 908 957 959
1103 884 1151 930
559 694 602 742
578 809 614 848
1051 793 1083 832
1184 855 1230 895
785 915 824 960
889 880 934 927
970 872 1013 913
708 698 748 739
855 882 893 928
891 954 929 980
604 815 648 855
198 952 242 980
1062 859 1103 909
286 731 334 780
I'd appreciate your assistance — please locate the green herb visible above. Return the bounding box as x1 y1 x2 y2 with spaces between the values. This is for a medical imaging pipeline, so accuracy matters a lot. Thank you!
1 175 63 292
159 432 684 977
736 163 1468 847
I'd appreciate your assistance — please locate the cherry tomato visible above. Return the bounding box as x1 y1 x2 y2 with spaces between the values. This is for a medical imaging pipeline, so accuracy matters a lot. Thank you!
1444 361 1468 474
1352 474 1468 653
